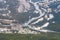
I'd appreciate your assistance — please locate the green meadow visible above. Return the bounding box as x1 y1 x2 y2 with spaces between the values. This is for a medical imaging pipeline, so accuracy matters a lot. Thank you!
0 33 60 40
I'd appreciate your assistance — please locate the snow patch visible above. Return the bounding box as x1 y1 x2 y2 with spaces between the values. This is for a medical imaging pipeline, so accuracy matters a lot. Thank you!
32 18 44 24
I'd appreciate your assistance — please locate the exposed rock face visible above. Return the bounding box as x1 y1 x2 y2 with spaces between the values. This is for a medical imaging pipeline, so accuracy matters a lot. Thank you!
17 0 31 13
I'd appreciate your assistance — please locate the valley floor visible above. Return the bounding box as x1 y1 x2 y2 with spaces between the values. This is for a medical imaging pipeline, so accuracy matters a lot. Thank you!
0 33 60 40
